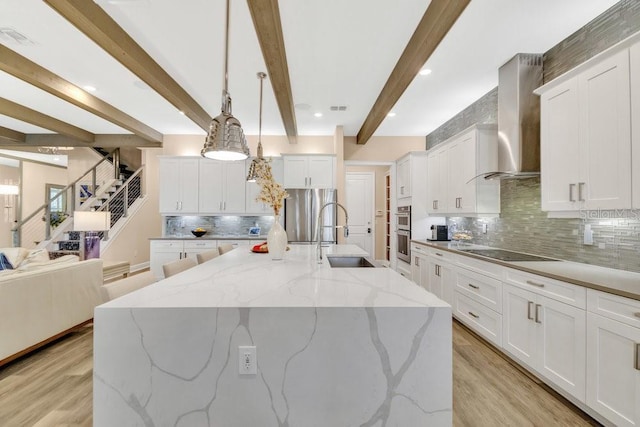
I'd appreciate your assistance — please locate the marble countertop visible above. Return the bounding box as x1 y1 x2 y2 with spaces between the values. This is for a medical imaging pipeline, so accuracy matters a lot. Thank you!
150 235 268 241
102 244 447 309
412 240 640 301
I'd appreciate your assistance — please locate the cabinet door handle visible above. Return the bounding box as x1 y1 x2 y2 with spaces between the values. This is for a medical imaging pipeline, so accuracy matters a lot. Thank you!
433 200 436 210
468 283 479 290
569 184 576 202
535 304 542 324
526 280 545 288
435 200 438 209
468 311 479 319
527 301 534 320
176 201 179 210
435 252 443 257
415 256 419 266
309 177 312 187
223 201 226 210
635 343 640 371
578 182 585 202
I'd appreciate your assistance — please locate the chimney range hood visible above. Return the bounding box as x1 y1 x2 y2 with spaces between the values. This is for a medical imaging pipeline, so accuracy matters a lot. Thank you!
482 53 543 180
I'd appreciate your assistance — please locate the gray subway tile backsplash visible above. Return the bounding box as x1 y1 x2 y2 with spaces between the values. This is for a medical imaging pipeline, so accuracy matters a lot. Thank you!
164 216 276 237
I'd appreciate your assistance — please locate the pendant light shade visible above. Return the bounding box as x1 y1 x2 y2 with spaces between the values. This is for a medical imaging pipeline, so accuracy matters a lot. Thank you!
201 0 249 161
246 72 267 182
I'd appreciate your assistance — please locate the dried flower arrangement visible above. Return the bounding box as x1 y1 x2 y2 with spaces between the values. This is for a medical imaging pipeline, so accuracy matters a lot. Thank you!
254 159 289 216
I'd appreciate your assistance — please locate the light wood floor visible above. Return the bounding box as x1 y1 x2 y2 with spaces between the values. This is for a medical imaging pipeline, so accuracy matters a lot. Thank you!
0 320 600 426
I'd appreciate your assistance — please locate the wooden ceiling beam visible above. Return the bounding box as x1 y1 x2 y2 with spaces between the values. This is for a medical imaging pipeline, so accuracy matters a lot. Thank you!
0 44 163 143
247 0 298 144
22 134 161 148
0 126 26 143
356 0 470 144
0 97 94 142
44 0 211 132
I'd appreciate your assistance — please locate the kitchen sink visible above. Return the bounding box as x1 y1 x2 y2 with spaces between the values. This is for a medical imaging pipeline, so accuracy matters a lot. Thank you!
327 255 379 268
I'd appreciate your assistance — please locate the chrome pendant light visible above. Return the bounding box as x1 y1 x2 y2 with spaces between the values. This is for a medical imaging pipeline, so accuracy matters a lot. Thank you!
246 72 267 182
201 0 250 161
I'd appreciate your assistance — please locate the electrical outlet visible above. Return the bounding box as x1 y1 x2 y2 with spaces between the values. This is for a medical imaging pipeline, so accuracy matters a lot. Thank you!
238 346 257 375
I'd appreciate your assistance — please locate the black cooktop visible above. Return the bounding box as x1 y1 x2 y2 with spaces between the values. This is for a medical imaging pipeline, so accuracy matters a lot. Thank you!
458 249 560 262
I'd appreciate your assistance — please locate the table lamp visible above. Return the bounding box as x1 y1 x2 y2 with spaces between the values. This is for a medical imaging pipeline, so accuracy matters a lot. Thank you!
73 211 111 260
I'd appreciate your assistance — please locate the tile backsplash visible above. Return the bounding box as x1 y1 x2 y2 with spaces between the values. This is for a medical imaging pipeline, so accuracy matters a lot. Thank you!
164 216 276 237
446 178 640 273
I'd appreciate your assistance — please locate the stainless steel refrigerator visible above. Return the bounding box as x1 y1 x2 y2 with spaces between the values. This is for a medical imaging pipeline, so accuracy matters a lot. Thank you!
284 189 337 244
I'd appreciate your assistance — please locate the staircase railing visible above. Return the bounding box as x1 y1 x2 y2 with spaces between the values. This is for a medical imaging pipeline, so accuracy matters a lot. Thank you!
94 166 145 237
12 149 116 248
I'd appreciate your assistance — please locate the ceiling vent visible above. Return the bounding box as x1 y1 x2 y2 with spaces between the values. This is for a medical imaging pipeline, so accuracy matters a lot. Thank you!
329 106 348 111
0 28 34 45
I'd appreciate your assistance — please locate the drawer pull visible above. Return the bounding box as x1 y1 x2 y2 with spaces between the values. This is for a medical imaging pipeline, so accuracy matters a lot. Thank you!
634 312 640 319
468 283 480 290
468 311 479 319
435 252 443 257
526 280 545 288
527 301 534 320
635 344 640 371
535 304 542 324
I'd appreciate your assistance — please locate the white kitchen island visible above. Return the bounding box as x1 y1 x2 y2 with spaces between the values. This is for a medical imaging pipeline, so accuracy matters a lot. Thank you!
93 245 452 426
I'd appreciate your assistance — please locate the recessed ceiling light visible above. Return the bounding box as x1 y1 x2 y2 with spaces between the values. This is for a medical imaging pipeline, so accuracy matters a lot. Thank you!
314 112 323 118
418 68 432 76
83 85 96 92
387 112 396 117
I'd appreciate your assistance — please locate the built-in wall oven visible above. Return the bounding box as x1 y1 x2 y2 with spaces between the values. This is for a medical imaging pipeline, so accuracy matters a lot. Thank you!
396 206 411 263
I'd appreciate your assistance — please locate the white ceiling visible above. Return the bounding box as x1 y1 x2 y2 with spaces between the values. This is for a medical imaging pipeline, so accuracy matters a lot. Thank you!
0 0 620 140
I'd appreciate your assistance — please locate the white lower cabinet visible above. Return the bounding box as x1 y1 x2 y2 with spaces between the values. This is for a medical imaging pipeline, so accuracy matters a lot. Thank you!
586 290 640 427
503 283 586 402
454 292 502 347
150 240 217 279
428 258 454 306
411 243 454 305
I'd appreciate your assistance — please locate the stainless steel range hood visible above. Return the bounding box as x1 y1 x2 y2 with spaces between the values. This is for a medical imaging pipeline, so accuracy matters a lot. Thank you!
483 53 543 180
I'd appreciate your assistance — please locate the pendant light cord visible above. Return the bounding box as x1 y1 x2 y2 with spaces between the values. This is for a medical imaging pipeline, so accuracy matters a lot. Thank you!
257 72 266 159
222 0 231 113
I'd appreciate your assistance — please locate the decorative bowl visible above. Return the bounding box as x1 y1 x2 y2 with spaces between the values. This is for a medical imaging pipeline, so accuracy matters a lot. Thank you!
191 229 207 237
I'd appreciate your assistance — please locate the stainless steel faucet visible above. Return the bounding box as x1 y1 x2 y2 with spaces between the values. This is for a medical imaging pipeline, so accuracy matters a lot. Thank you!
316 202 349 262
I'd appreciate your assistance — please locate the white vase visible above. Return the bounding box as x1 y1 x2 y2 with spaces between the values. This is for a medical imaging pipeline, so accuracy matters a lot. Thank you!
267 214 287 260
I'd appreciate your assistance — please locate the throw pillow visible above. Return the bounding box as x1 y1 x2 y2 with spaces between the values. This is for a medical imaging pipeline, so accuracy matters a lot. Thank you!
0 247 29 267
0 252 14 270
20 248 50 266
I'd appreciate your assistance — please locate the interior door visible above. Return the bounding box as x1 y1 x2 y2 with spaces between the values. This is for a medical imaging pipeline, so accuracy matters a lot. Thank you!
345 172 374 256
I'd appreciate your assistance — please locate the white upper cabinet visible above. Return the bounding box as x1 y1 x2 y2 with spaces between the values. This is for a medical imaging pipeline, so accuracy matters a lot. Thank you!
158 157 200 214
199 159 246 214
539 47 632 212
426 147 448 214
578 50 631 210
396 156 411 199
631 41 640 209
541 78 581 211
426 125 500 215
246 158 284 214
283 155 335 189
395 152 428 212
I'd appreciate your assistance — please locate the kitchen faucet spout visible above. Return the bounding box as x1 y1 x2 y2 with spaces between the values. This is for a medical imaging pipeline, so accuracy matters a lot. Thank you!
316 202 349 263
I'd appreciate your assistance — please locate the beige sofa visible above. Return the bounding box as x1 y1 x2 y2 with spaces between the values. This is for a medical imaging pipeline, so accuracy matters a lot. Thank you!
0 255 104 366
